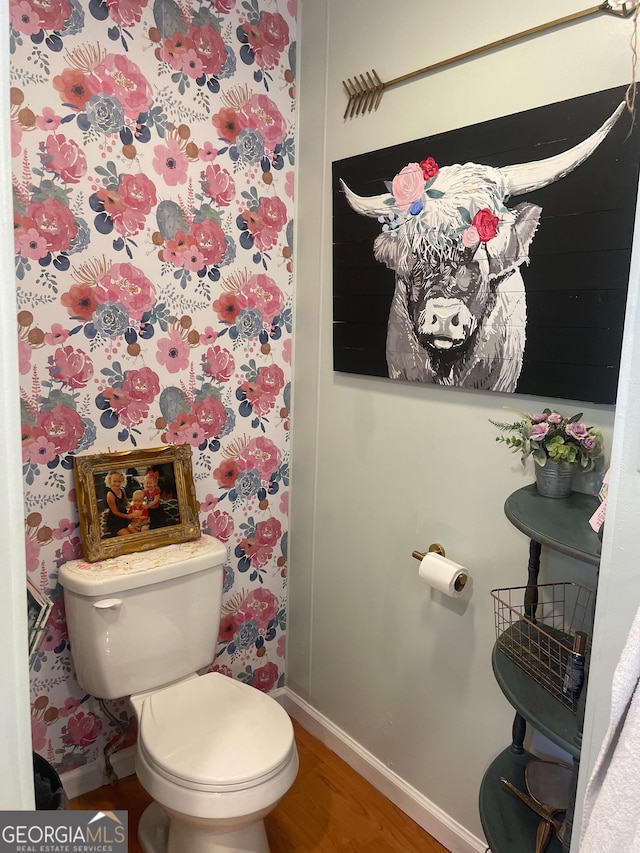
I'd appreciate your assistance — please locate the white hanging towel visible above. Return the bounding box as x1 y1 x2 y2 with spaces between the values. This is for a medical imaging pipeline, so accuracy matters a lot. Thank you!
580 603 640 853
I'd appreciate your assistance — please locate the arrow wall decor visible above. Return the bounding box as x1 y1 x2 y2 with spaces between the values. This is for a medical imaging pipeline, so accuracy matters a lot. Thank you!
342 1 638 119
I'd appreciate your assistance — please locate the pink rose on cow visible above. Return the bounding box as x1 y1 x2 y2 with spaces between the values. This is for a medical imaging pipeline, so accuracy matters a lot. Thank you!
392 163 424 212
472 208 499 242
41 134 87 184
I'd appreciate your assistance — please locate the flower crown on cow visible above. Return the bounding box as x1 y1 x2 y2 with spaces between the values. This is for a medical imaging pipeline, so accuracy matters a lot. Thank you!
380 157 510 253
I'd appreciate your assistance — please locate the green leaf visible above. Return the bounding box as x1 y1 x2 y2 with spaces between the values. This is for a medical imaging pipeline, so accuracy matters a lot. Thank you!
426 189 444 199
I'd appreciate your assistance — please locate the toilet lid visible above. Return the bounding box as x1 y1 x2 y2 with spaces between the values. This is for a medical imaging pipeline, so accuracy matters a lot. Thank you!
139 673 295 790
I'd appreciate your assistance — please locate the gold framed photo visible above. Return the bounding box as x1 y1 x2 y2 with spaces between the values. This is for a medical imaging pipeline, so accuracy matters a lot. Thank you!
73 445 201 562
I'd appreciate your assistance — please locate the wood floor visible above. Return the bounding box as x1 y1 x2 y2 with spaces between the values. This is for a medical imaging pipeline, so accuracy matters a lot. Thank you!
69 720 452 852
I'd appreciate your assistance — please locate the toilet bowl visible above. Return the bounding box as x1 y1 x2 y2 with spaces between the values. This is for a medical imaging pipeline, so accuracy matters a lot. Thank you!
58 536 299 853
132 672 298 853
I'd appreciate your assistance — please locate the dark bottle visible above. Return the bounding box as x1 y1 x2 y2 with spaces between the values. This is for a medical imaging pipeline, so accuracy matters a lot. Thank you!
562 631 588 701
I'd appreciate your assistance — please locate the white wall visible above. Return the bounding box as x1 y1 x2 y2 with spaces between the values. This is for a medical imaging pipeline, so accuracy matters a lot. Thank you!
291 0 640 846
0 0 36 808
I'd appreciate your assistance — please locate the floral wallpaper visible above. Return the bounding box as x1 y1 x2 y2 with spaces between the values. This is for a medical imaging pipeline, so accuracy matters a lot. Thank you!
11 0 296 775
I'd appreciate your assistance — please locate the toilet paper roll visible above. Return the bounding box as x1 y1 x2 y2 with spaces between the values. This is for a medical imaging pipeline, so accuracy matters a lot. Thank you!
418 552 469 597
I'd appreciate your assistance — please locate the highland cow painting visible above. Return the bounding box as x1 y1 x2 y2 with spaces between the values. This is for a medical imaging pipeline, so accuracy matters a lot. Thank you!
333 86 640 404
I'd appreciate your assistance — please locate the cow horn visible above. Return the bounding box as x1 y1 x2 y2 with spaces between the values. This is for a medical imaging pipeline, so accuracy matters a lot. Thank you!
340 179 395 218
503 101 626 196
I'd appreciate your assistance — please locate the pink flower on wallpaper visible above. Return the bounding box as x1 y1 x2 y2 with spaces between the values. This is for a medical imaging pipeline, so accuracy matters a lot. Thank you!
213 0 235 12
206 508 234 542
10 0 41 35
18 337 32 376
95 54 152 120
243 273 283 320
277 634 286 658
95 263 156 319
202 344 235 382
213 458 239 488
252 661 279 692
104 0 148 27
15 228 47 260
241 195 288 253
41 134 87 184
11 118 22 157
191 219 226 266
239 587 279 628
240 537 272 568
122 366 160 403
58 697 82 718
52 68 95 112
200 494 218 512
257 363 285 395
23 198 77 253
36 108 62 132
27 435 57 466
49 345 94 388
279 491 289 515
240 436 281 478
255 517 282 548
118 172 157 214
25 0 70 31
200 326 218 345
242 93 286 149
181 49 204 80
44 324 69 347
187 24 226 75
191 396 227 438
153 137 189 186
24 535 40 573
156 330 191 373
202 163 235 206
211 107 242 144
35 405 84 455
60 282 98 321
63 711 103 747
199 141 217 161
242 13 289 71
52 518 76 540
285 171 294 200
165 412 205 447
282 338 292 364
31 717 48 752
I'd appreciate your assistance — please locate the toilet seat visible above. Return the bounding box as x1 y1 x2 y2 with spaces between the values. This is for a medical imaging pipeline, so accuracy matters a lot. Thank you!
138 672 295 793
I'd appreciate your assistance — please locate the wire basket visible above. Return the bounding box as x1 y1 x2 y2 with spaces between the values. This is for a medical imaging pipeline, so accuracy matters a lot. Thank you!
491 582 595 713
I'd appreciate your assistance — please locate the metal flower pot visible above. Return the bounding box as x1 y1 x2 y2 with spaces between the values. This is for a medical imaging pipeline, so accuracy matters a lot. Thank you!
534 460 576 498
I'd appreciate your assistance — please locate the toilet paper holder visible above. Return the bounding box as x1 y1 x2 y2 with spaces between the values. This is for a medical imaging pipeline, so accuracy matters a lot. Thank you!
411 543 468 592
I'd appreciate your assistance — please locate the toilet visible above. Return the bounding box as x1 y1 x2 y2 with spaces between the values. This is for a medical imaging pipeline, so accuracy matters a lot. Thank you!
59 535 298 853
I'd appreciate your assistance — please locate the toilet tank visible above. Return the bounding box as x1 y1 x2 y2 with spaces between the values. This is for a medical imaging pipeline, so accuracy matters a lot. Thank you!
59 535 226 699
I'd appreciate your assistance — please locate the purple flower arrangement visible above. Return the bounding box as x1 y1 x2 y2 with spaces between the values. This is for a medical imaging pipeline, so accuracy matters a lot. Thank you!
491 407 603 471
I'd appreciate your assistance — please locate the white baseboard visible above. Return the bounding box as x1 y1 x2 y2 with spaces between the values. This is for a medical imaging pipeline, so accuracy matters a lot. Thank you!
279 688 487 853
60 744 137 801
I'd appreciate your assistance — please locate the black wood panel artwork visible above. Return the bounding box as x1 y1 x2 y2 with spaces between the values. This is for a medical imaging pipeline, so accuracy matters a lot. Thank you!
332 86 640 404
